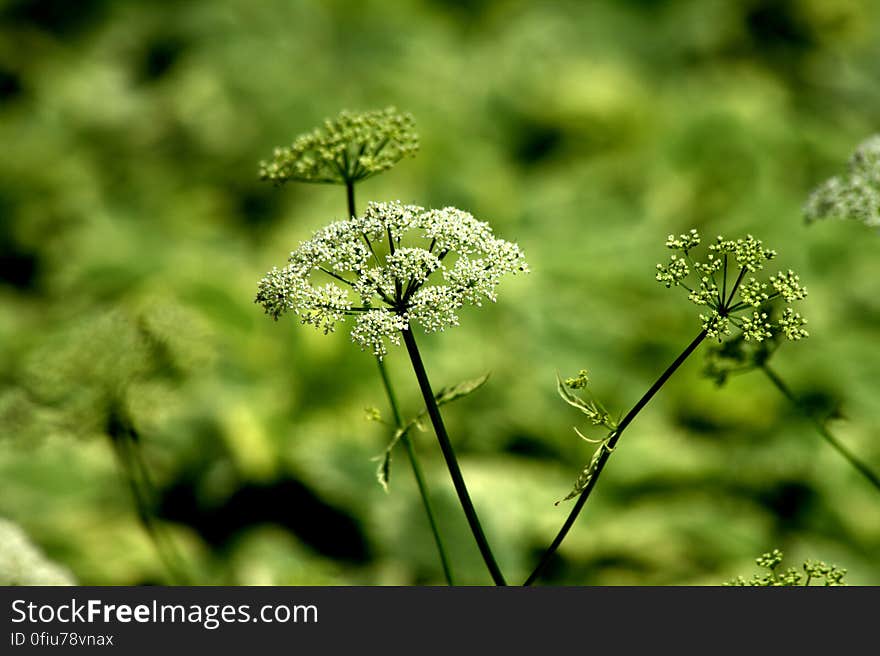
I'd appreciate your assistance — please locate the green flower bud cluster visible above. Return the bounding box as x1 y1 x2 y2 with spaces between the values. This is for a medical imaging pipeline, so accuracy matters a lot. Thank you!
804 135 880 227
656 229 808 343
256 201 528 358
559 371 614 430
564 369 590 390
259 107 419 186
726 549 847 586
802 560 847 586
756 548 784 569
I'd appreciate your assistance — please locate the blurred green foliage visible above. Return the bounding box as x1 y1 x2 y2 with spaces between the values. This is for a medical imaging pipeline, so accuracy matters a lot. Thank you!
0 0 878 585
0 518 74 585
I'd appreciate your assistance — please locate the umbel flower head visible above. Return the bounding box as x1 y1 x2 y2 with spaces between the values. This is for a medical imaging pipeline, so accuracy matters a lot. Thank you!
725 549 847 587
804 135 880 227
256 201 528 357
656 229 808 342
259 107 419 186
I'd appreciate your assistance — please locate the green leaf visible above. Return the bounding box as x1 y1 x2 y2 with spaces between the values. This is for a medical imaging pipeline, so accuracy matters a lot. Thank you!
374 372 490 491
557 372 613 428
556 437 614 505
374 422 417 493
433 372 491 405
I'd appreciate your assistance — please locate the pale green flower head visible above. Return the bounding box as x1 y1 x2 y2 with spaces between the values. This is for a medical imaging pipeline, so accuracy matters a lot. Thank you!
656 229 808 343
256 201 528 357
725 549 847 586
259 107 419 186
804 135 880 227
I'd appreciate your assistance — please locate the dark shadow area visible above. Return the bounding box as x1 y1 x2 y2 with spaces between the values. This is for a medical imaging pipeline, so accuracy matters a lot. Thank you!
754 479 817 527
136 34 187 84
0 67 24 103
160 474 371 564
0 191 40 291
509 117 565 166
1 0 110 38
503 432 566 461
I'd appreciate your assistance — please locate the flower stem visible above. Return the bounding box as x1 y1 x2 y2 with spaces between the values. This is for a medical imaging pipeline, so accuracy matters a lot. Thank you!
346 180 356 219
401 327 508 585
760 364 880 493
376 358 455 584
346 179 455 583
523 329 708 586
110 434 191 584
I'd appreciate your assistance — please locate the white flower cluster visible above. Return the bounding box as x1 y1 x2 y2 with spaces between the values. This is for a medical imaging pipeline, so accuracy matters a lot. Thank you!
256 201 528 357
804 135 880 227
657 229 808 343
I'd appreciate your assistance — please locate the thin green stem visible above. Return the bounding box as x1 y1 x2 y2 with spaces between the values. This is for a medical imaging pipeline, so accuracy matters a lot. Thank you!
401 327 507 585
126 441 195 583
350 143 368 180
761 364 880 493
376 359 455 585
317 266 356 288
388 227 402 300
111 435 191 584
721 254 728 306
727 292 782 316
725 266 747 309
524 329 708 586
341 151 352 185
346 180 454 583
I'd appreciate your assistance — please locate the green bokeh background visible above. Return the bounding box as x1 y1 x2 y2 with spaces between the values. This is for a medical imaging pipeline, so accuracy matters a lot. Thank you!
1 0 878 585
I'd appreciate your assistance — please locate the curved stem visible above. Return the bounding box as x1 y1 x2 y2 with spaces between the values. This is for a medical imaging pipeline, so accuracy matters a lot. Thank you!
376 358 455 585
524 329 707 586
401 327 507 585
761 364 880 493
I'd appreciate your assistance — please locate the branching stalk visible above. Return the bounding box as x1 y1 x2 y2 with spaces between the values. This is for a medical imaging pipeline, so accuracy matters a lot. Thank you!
110 434 191 585
761 364 880 493
347 179 455 584
524 329 708 585
376 359 455 584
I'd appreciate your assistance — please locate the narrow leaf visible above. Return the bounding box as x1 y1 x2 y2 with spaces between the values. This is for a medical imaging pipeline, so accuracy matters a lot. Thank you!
374 423 415 493
375 452 391 493
434 372 491 406
556 439 613 505
374 372 490 490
